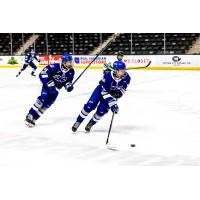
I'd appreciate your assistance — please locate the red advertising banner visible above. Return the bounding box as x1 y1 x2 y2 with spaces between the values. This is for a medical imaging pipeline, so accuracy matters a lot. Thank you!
39 55 61 65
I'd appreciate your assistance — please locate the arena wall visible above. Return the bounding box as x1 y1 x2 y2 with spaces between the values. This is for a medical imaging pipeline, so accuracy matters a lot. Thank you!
0 55 200 70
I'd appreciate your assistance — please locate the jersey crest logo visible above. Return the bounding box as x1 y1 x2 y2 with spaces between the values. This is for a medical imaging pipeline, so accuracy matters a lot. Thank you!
53 73 68 83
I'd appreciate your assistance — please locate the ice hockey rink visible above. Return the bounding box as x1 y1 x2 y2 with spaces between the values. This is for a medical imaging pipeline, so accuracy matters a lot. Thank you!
1 67 200 167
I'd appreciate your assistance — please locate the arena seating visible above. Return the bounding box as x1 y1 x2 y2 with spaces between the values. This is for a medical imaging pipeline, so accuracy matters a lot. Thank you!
103 33 200 55
0 34 11 55
12 33 33 53
32 33 72 55
0 33 199 56
73 33 112 55
0 33 33 55
27 33 113 55
165 33 199 54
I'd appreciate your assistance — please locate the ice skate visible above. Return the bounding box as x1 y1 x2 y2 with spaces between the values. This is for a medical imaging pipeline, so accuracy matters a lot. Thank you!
72 121 81 133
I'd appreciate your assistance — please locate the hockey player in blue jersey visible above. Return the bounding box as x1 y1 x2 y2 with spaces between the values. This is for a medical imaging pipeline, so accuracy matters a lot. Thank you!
72 60 131 133
24 54 74 127
16 49 40 77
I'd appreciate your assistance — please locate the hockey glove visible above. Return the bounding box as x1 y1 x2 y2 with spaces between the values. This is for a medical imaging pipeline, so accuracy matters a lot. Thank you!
65 82 74 92
108 99 119 114
47 80 57 95
111 104 119 114
103 62 113 74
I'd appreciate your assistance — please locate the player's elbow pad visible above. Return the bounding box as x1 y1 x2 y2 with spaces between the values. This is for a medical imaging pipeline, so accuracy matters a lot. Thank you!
39 71 49 84
101 89 112 99
99 80 104 85
101 91 116 106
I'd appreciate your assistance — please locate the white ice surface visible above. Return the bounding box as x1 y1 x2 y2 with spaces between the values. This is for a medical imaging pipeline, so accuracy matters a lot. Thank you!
1 68 200 166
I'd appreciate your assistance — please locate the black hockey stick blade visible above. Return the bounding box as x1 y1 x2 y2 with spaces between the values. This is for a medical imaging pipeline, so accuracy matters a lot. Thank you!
106 143 118 151
127 60 151 70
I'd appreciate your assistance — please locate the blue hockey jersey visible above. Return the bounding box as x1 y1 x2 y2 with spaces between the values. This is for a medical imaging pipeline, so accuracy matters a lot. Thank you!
99 71 131 99
25 53 39 63
39 63 75 89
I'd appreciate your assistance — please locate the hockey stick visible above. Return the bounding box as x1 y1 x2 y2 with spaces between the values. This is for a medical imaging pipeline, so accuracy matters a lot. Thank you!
106 112 115 145
126 60 151 70
106 112 118 151
72 33 120 86
106 112 136 151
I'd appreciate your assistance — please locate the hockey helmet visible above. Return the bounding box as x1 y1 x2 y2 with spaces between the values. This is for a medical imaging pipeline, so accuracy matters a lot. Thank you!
61 54 73 72
113 60 126 71
117 51 124 61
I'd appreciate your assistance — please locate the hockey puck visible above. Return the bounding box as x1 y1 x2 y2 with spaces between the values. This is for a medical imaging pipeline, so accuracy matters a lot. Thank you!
130 144 136 147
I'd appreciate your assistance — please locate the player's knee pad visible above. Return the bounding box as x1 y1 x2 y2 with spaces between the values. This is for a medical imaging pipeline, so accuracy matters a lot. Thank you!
96 103 109 116
49 93 58 104
44 104 50 109
33 98 43 109
44 101 53 108
44 96 57 108
96 109 108 117
84 103 96 112
85 98 99 111
39 91 49 103
49 100 56 106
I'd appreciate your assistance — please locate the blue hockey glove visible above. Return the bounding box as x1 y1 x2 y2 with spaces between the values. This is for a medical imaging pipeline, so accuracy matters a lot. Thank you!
46 80 57 95
111 104 119 114
108 99 119 114
65 82 74 92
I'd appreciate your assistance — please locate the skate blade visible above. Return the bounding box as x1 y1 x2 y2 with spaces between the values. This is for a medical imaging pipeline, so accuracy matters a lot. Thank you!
24 120 34 128
85 130 90 134
71 130 78 134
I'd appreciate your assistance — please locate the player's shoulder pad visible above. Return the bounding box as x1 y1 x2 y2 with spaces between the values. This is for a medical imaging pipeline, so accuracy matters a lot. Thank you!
68 68 75 76
45 63 60 71
125 72 131 81
53 63 60 68
123 72 131 84
101 71 111 83
99 71 109 84
48 63 60 71
104 70 112 79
